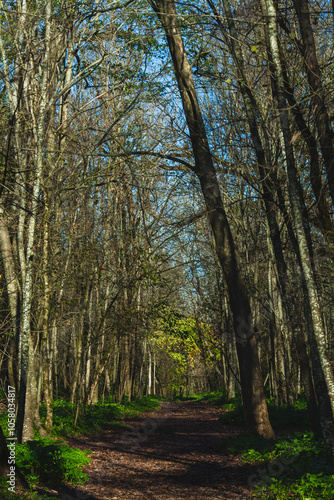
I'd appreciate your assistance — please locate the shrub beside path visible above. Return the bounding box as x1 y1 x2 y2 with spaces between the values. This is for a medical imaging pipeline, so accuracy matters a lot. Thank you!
65 400 255 500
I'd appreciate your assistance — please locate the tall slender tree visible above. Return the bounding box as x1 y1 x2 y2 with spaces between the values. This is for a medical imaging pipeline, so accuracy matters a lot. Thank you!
148 0 275 439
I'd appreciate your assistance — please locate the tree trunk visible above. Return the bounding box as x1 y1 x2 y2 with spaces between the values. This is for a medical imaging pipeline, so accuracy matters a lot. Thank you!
40 197 53 433
211 0 323 438
265 0 334 463
293 0 334 205
16 0 53 443
149 0 274 439
0 203 19 345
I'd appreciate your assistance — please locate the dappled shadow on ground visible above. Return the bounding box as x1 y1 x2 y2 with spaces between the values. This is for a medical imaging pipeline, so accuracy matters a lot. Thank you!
66 401 255 499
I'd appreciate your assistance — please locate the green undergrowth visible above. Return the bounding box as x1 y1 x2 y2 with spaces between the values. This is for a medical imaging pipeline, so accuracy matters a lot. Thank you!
218 395 310 431
39 394 161 437
0 395 161 493
169 390 228 405
0 490 52 500
0 436 90 489
170 394 199 401
194 390 228 406
0 395 161 439
0 436 88 494
213 393 333 500
253 473 334 500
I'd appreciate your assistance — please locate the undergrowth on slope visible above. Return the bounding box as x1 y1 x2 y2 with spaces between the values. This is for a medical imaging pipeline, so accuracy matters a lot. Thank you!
210 391 333 500
0 437 90 489
0 491 51 500
194 390 227 406
17 437 90 485
0 395 161 494
218 394 310 431
38 394 161 437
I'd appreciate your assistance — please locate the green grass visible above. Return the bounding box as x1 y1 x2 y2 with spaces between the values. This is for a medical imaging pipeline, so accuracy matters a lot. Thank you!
16 436 90 486
206 391 333 500
0 395 161 439
253 473 334 500
0 395 161 494
167 390 228 405
217 432 275 458
169 394 199 401
37 395 161 437
119 395 161 416
41 399 124 437
218 395 310 431
0 490 52 500
195 390 228 406
0 432 90 491
249 433 333 499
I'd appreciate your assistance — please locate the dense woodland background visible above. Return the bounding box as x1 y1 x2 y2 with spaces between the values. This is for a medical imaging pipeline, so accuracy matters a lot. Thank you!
0 0 333 466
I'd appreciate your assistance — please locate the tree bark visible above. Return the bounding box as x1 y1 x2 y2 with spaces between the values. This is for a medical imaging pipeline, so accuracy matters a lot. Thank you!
17 0 52 442
264 0 334 464
293 0 334 205
211 0 323 432
0 203 19 343
148 0 274 439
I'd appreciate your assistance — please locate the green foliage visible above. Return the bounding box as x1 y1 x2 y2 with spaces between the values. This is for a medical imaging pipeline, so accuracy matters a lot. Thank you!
0 396 161 492
153 307 203 395
41 399 123 436
15 436 90 486
0 410 7 434
218 396 310 431
39 396 160 437
229 432 332 499
214 394 332 499
270 432 324 461
267 401 310 431
171 394 198 401
254 473 334 500
196 390 228 406
237 432 326 466
217 432 275 458
0 490 51 500
118 395 161 417
219 431 333 499
218 395 244 425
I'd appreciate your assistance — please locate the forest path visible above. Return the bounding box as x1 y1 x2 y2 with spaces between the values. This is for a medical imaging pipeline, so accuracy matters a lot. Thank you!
65 401 255 500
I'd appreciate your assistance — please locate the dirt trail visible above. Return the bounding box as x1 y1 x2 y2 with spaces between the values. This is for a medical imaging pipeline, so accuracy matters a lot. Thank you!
65 401 255 500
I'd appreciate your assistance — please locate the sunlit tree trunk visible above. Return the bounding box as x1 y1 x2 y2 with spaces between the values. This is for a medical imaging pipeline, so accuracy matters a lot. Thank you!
16 0 53 443
209 0 321 435
264 0 334 464
40 196 53 432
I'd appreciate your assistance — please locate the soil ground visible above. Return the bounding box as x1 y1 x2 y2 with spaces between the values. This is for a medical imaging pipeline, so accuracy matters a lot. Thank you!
62 400 257 500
